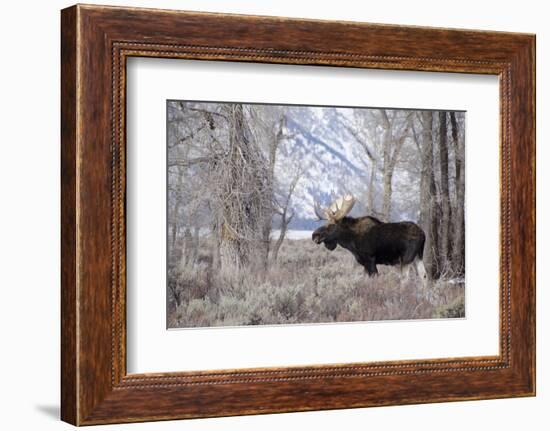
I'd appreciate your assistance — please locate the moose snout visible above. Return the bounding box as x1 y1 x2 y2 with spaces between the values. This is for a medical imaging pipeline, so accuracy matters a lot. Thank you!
312 231 323 244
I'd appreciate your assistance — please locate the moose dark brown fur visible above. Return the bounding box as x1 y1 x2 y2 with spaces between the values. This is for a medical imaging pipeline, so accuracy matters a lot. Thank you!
312 194 427 280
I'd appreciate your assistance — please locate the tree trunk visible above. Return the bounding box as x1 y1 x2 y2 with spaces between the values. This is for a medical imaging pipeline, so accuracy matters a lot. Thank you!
169 167 184 267
218 104 270 274
438 112 451 270
191 226 200 266
450 112 465 275
380 110 408 222
382 167 393 221
419 111 442 280
219 104 252 272
212 227 221 271
180 227 192 268
260 114 286 270
271 212 292 264
366 160 377 214
380 110 393 222
272 162 301 265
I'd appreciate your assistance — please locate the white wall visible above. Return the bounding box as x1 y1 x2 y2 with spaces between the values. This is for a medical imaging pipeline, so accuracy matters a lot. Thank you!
0 0 546 429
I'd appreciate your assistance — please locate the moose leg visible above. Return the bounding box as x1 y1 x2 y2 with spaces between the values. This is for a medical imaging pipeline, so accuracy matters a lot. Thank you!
415 258 427 279
414 257 429 289
405 262 414 280
398 260 410 288
365 257 378 276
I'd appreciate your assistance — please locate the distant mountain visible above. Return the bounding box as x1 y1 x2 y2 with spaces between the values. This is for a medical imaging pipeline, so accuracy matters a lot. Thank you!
273 107 373 230
271 106 419 231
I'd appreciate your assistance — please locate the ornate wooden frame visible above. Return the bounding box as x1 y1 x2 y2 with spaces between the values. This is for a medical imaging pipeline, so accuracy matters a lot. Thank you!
61 4 536 425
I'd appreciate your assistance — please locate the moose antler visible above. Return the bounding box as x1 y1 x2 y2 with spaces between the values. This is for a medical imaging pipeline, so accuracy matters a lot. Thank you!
313 193 356 222
313 200 329 221
327 194 356 221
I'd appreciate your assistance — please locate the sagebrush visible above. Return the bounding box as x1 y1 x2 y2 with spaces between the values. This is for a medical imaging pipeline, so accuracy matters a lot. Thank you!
167 238 464 328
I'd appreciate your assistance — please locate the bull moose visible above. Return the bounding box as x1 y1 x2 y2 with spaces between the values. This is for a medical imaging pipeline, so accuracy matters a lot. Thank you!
312 194 427 281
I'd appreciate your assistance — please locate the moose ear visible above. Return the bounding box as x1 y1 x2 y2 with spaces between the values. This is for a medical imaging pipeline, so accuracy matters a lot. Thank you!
324 240 337 251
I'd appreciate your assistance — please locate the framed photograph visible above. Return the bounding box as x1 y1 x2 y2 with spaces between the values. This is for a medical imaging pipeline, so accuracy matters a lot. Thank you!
61 4 535 425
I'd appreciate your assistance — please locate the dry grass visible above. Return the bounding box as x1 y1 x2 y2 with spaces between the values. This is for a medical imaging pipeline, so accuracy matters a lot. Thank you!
167 238 465 328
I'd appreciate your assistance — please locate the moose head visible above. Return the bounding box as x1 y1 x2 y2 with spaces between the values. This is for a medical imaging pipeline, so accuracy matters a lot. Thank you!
311 194 356 251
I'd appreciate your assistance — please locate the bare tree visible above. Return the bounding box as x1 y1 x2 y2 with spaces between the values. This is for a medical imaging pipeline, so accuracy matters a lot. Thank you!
417 111 439 280
379 109 412 221
271 166 303 263
450 112 465 275
344 110 381 216
438 112 452 267
218 104 271 273
247 107 289 271
167 103 214 270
